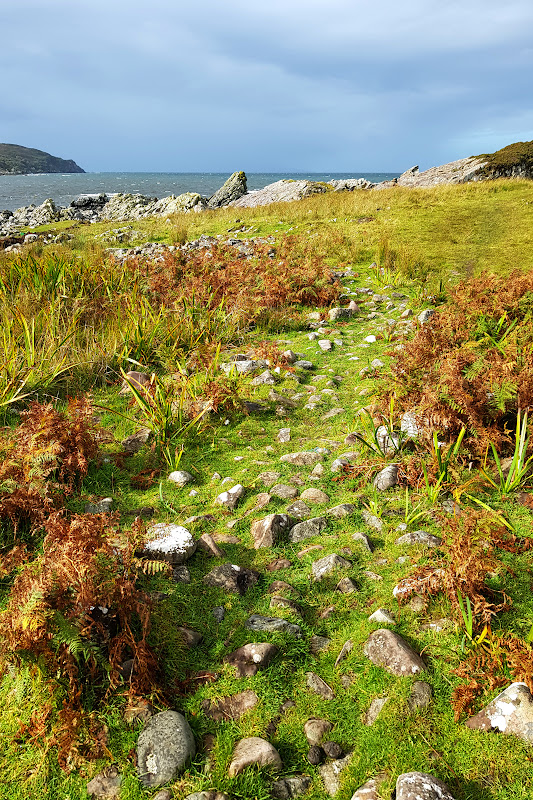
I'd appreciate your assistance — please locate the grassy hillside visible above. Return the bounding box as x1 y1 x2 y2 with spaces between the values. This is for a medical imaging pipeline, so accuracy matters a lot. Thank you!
0 143 84 175
1 179 533 800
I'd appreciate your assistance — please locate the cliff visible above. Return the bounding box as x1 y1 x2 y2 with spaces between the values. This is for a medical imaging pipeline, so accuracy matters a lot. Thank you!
0 143 85 175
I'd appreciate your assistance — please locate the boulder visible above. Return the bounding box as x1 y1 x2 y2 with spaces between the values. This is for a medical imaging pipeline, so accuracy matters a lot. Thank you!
202 690 259 721
231 179 327 208
465 682 533 742
228 737 282 777
395 772 456 800
207 171 247 208
252 514 294 548
136 710 195 788
363 629 425 675
142 524 196 564
289 517 327 543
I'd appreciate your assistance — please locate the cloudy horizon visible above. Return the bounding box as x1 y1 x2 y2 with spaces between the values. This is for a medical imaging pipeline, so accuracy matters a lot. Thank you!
2 0 532 173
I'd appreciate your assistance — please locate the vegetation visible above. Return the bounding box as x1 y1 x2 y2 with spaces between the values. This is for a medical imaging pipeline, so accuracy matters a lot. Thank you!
1 178 533 799
0 143 84 175
478 140 533 177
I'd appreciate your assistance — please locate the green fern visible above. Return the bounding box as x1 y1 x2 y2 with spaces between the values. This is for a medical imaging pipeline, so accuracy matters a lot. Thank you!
51 611 110 673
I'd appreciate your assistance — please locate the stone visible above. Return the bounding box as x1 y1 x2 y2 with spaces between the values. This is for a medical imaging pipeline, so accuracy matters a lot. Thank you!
395 772 456 800
136 710 195 788
375 426 400 455
304 718 333 745
363 570 383 581
294 360 314 370
259 471 282 487
363 629 425 675
407 681 433 712
351 531 374 552
270 595 302 616
286 501 313 519
271 775 312 799
268 580 298 595
277 427 291 443
142 524 196 564
225 643 279 677
301 488 330 504
168 470 194 487
319 752 353 796
271 484 299 500
310 463 325 480
361 509 384 531
328 504 357 518
318 339 333 351
251 492 272 512
306 672 335 700
212 606 225 622
172 565 191 583
322 741 344 759
363 697 388 725
307 745 325 765
228 737 282 777
368 608 395 624
330 455 356 472
245 614 302 637
282 350 298 364
197 533 224 557
207 171 247 208
178 627 202 648
418 308 435 324
312 554 351 581
231 179 327 208
328 307 353 321
401 411 420 438
119 370 151 395
87 767 122 799
396 530 442 548
251 369 277 386
252 514 293 548
298 544 323 558
184 793 229 800
289 517 327 543
280 451 323 467
221 359 259 375
373 464 399 491
266 558 292 571
310 635 331 654
334 640 353 667
85 497 113 514
203 563 259 594
336 577 358 593
321 408 345 421
202 690 259 721
214 484 244 510
371 359 384 369
153 791 174 800
465 682 533 742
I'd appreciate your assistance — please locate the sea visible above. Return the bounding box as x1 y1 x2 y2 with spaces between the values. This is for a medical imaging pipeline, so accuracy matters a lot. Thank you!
0 172 400 212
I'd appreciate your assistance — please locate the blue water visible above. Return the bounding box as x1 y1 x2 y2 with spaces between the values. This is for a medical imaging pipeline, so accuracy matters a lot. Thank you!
0 172 400 212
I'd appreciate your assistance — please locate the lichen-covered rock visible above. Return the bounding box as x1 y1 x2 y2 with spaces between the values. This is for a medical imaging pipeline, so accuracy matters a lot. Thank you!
203 563 259 594
245 614 302 637
465 682 533 742
395 772 456 800
136 710 195 788
280 451 323 467
319 752 353 796
289 517 327 543
207 171 247 208
142 524 196 564
202 690 259 721
231 179 327 208
311 554 351 581
363 629 425 676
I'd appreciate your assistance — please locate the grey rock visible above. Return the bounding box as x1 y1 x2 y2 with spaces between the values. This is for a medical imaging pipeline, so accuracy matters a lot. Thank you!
271 484 300 500
418 308 435 324
363 629 425 675
375 426 400 455
350 777 384 800
184 793 229 800
465 682 533 742
85 497 113 514
334 640 353 667
207 171 247 208
310 635 331 654
87 767 121 799
258 470 281 487
252 513 293 548
136 710 195 788
251 369 277 386
121 427 151 453
395 772 456 800
202 690 259 721
286 500 313 519
270 595 303 616
294 360 314 370
168 470 194 487
361 509 384 531
214 483 244 510
143 523 196 564
172 565 191 583
119 370 151 395
336 577 358 593
197 533 224 558
363 697 388 725
306 672 335 700
300 488 329 504
373 464 399 491
304 718 333 745
368 608 395 624
280 451 323 467
407 681 433 712
277 427 291 443
396 530 442 548
220 359 259 375
282 350 298 364
177 627 202 648
321 408 345 421
225 642 279 677
203 563 259 594
328 503 357 518
318 339 333 352
212 606 225 622
352 531 374 552
153 791 174 800
319 752 353 796
322 741 343 759
289 516 327 543
271 775 312 799
228 737 282 777
231 178 327 208
330 455 356 472
312 554 351 581
328 307 353 321
401 411 420 439
370 358 384 369
245 614 302 637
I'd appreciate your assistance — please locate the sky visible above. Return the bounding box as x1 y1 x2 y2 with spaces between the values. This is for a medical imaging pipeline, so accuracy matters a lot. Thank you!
2 0 533 173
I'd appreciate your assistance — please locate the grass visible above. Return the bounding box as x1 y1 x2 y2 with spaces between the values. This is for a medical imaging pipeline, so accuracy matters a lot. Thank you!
0 178 533 799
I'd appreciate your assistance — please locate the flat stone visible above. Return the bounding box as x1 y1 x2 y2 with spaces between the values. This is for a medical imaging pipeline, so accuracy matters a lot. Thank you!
203 563 259 594
294 360 314 370
87 767 121 799
268 580 298 595
271 484 300 499
418 308 435 324
225 643 279 677
252 513 294 548
407 681 433 712
334 640 353 666
280 451 323 467
251 492 272 511
368 608 395 624
350 777 385 800
286 500 313 519
289 516 327 543
310 463 325 479
245 614 302 638
271 775 312 799
228 737 282 777
266 558 292 571
258 471 282 487
221 359 259 374
214 484 244 510
328 307 353 321
270 595 302 616
363 697 388 725
304 718 333 745
143 524 196 565
318 339 333 351
172 565 191 583
465 682 533 742
373 464 398 491
184 793 229 800
363 570 383 581
202 690 259 721
298 544 323 557
328 503 357 518
396 530 442 548
301 488 330 504
312 554 351 581
395 772 456 800
168 470 194 487
306 672 335 699
363 629 425 675
153 792 174 800
321 408 345 421
251 369 277 386
319 752 353 796
136 710 195 788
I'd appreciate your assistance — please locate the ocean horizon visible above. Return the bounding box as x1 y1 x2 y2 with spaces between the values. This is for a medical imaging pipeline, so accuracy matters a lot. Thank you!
0 171 400 212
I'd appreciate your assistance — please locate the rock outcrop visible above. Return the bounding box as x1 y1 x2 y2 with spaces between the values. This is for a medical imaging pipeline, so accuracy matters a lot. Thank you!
207 171 247 208
230 179 328 208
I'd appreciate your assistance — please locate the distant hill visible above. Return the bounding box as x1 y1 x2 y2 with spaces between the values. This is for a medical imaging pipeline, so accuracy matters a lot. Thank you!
0 143 85 175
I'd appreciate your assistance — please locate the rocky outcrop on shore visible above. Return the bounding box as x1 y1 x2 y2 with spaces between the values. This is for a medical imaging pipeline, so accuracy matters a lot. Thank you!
393 156 487 188
230 179 329 208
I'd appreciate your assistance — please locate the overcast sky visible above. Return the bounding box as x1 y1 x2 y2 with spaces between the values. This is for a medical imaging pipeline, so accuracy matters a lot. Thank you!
2 0 532 172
